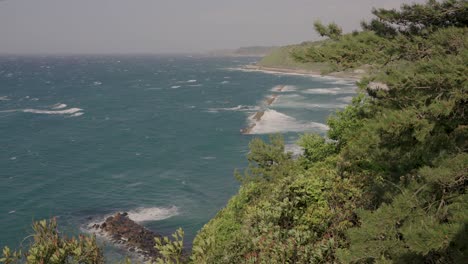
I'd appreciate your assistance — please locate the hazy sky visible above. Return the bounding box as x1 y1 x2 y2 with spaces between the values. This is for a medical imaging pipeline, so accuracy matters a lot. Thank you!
0 0 424 54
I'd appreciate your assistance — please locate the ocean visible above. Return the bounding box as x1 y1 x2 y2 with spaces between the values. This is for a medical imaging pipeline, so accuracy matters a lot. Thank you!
0 55 356 259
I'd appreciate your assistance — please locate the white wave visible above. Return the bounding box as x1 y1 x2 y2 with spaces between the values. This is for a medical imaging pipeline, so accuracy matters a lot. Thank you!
273 99 347 109
8 210 16 214
248 110 329 134
186 79 197 83
221 81 230 84
302 87 356 95
0 96 10 101
208 105 259 112
188 84 203 87
52 103 67 109
331 79 356 85
171 85 181 89
337 96 354 103
127 206 179 223
23 108 83 115
70 112 84 117
302 88 341 94
93 81 102 86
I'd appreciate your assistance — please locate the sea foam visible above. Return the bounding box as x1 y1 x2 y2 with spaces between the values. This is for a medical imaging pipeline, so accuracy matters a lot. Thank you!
302 87 356 95
127 206 179 223
23 108 83 115
248 110 329 134
207 105 259 113
52 103 67 109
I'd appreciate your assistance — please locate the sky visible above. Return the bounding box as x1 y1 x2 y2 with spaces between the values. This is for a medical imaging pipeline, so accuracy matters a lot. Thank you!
0 0 425 54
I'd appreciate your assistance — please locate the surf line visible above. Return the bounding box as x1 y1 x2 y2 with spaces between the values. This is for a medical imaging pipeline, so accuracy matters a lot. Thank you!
240 85 284 134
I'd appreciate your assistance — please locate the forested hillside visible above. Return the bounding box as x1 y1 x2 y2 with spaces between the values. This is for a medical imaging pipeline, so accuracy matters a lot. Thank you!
2 1 467 263
191 0 468 263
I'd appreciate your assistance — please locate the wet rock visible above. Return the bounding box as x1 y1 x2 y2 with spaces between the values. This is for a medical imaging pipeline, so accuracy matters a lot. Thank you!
97 213 162 259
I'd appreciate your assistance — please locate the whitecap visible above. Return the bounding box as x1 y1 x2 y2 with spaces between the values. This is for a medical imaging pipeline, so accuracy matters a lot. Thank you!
127 206 179 222
247 110 329 134
52 103 67 109
0 96 10 101
207 105 259 112
273 98 348 109
8 210 16 214
93 81 102 86
70 112 84 117
302 88 341 94
302 87 356 95
23 108 83 115
330 79 356 85
186 79 197 83
171 85 181 89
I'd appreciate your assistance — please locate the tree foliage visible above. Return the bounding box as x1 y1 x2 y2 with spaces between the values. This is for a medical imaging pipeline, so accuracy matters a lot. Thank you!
314 21 343 40
1 218 103 264
194 0 467 263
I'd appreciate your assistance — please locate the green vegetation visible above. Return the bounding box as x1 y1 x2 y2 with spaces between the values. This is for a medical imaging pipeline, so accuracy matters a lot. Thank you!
192 0 468 263
257 42 332 72
1 218 103 264
2 1 467 263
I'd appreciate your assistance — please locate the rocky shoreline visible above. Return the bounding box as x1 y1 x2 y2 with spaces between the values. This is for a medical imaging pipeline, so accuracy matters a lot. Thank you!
89 213 163 261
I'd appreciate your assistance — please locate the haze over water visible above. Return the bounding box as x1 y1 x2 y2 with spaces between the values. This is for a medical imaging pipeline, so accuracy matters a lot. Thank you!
0 55 356 258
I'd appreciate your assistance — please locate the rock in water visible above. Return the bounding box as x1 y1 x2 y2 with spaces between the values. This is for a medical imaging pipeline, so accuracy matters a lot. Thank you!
98 213 162 259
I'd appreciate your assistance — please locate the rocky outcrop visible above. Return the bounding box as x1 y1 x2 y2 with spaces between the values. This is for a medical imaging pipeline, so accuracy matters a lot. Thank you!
91 213 162 259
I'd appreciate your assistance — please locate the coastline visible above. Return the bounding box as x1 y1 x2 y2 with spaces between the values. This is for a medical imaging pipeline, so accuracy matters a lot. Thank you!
242 64 364 81
239 65 362 135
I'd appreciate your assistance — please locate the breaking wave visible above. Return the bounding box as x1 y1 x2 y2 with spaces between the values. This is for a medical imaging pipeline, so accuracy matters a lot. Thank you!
52 103 67 109
248 110 329 134
126 206 179 223
302 87 356 95
207 105 260 113
23 108 83 115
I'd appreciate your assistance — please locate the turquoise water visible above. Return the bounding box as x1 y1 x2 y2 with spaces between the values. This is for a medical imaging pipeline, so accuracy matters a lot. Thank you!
0 55 356 258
